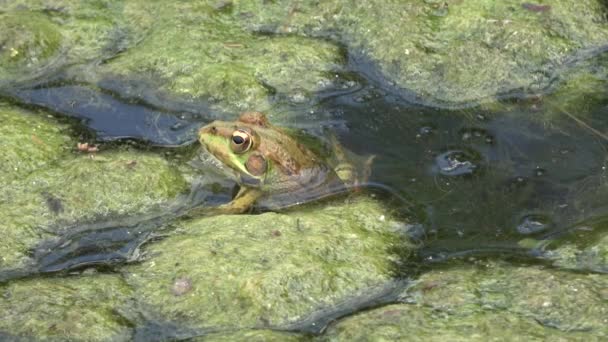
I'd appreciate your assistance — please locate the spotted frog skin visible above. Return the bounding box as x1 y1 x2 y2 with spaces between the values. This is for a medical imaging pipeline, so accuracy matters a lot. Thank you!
194 111 374 214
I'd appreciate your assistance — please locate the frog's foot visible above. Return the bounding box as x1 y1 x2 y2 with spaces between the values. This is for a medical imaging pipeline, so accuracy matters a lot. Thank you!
184 204 247 218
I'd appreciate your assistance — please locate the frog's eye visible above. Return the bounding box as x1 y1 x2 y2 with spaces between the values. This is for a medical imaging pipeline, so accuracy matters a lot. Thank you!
231 129 252 153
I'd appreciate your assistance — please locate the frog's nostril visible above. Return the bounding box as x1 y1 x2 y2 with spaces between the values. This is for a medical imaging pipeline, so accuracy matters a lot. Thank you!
201 126 217 135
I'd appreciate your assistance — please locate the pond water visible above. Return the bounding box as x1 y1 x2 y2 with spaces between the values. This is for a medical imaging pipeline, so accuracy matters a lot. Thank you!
1 1 607 340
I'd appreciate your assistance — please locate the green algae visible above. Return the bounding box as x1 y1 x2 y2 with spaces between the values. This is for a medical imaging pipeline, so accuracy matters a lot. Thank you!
4 0 606 112
324 261 608 340
542 226 608 273
405 261 608 334
234 0 608 106
322 304 599 341
493 50 608 126
97 0 344 113
0 104 72 186
0 104 188 270
540 52 608 121
0 11 63 80
0 274 133 341
123 196 414 330
0 1 129 58
0 1 129 85
0 1 607 340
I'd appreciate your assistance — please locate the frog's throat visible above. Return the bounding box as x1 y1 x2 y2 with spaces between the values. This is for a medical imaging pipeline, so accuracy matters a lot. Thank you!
198 147 240 182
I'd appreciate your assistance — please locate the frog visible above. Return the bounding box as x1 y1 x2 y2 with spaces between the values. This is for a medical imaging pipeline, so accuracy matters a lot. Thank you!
192 111 374 214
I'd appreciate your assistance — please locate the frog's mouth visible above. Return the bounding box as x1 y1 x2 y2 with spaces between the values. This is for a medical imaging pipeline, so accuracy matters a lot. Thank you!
197 147 240 182
197 147 262 188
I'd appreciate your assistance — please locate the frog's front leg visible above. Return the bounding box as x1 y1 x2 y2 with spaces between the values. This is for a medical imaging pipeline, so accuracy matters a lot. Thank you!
217 187 262 214
186 187 262 217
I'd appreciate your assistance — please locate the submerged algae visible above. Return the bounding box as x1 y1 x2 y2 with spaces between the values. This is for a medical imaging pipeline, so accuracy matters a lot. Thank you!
198 330 307 342
124 196 414 331
543 226 608 273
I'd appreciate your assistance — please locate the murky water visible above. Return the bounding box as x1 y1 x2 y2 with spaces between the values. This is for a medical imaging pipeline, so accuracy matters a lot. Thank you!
326 58 608 261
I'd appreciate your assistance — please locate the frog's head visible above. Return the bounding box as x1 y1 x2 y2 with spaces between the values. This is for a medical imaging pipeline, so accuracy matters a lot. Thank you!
198 112 270 187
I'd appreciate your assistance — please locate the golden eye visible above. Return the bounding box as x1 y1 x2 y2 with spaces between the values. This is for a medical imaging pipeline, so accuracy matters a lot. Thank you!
231 129 252 154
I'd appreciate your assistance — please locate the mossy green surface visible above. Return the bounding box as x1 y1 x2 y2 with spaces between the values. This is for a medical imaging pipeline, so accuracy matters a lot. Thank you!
0 104 188 270
234 0 608 107
545 230 608 273
0 104 71 185
324 261 608 340
539 52 608 127
322 304 599 341
0 11 63 80
0 1 607 340
496 51 608 123
405 262 608 334
0 1 128 84
97 0 343 113
4 0 606 109
124 196 413 330
0 274 133 341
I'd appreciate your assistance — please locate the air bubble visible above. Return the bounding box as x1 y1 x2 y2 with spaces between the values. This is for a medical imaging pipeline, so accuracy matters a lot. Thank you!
460 128 494 145
434 148 481 176
534 167 546 177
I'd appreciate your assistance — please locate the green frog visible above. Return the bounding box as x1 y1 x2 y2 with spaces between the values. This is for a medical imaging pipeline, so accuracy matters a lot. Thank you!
193 111 374 214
